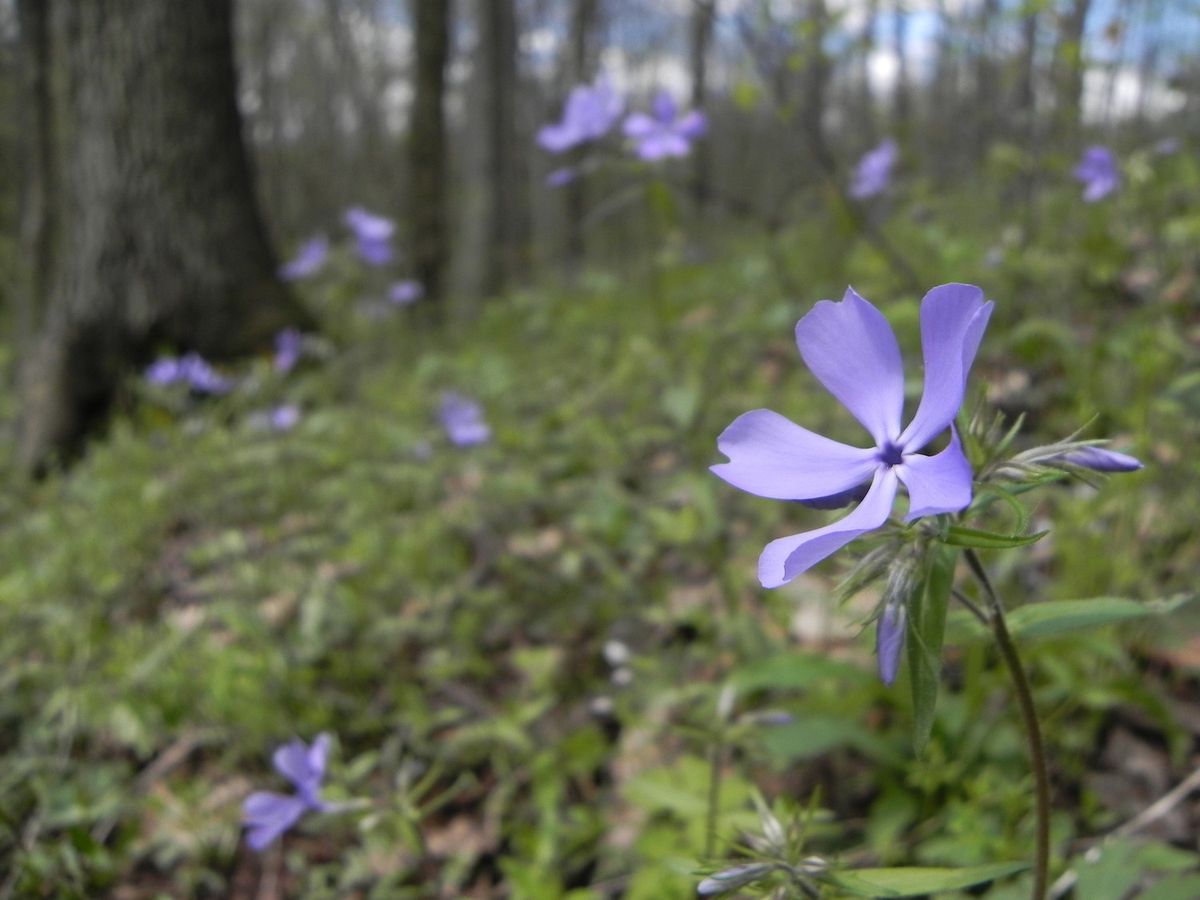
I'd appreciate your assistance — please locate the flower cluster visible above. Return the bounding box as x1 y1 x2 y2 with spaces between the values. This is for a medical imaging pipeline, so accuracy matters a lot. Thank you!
144 353 233 394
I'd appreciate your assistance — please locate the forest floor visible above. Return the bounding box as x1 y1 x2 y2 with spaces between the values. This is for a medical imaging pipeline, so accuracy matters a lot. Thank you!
1 189 1199 898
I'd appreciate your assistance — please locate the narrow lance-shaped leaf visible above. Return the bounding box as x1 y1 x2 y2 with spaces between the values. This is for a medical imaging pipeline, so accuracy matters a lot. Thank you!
907 545 956 754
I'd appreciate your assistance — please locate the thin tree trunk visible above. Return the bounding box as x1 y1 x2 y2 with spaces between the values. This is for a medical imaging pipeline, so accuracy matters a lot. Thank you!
857 0 879 144
1055 0 1093 143
479 0 524 296
17 0 308 472
689 0 716 209
564 0 599 268
802 0 831 160
892 0 911 141
973 0 999 165
408 0 451 306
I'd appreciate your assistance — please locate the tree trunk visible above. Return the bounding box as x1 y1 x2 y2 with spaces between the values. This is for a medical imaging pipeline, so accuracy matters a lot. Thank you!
689 0 716 209
891 0 911 141
478 0 525 297
1055 0 1092 142
16 0 308 472
408 0 452 307
564 0 599 268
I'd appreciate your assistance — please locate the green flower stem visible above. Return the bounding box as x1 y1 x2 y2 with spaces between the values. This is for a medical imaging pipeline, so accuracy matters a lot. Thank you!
705 733 724 860
964 549 1050 900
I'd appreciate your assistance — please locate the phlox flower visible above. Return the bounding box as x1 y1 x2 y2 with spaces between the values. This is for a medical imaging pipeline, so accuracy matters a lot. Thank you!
1051 446 1142 473
279 235 329 281
242 734 331 851
537 77 624 154
712 284 993 589
439 392 491 447
622 91 707 161
388 280 424 306
344 206 396 266
1074 146 1120 202
850 138 899 199
144 353 231 394
274 328 303 373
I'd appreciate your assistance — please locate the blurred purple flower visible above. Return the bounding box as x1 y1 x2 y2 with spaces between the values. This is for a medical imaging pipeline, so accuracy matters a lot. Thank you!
545 166 578 189
278 235 329 281
623 91 707 161
1154 137 1180 156
537 77 624 154
712 284 992 588
1074 146 1120 202
270 404 301 431
388 279 424 306
850 139 899 199
145 353 231 394
243 734 331 851
344 206 396 266
439 392 491 447
274 328 303 373
1052 446 1142 473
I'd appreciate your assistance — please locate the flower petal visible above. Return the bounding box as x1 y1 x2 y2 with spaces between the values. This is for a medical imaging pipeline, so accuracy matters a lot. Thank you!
243 791 307 851
896 427 974 520
622 112 658 139
899 284 993 452
273 738 318 790
677 110 708 140
711 409 878 501
1054 446 1143 472
794 288 905 445
757 468 898 588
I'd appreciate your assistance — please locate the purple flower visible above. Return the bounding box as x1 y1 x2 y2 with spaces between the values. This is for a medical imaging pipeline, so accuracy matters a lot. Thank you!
622 91 707 161
344 206 395 266
278 235 329 281
270 404 301 431
178 353 233 394
850 139 899 199
537 77 624 154
545 166 578 189
439 392 491 447
388 280 424 306
712 284 993 588
146 353 231 394
1052 446 1142 473
1154 137 1180 156
243 734 331 851
274 328 304 373
1074 146 1120 202
145 357 182 386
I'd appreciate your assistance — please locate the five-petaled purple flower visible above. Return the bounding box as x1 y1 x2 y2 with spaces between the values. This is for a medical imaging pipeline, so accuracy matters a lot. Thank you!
344 206 395 266
274 328 304 373
712 284 993 588
242 733 331 851
388 280 424 306
537 77 624 154
279 235 329 281
623 91 707 161
850 139 899 199
439 392 491 447
1074 146 1120 202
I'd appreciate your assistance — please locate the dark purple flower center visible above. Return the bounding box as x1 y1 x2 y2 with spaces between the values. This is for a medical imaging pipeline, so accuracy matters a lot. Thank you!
877 441 904 467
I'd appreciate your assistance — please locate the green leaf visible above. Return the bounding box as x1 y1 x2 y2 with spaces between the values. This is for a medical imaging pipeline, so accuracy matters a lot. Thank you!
827 861 1028 896
907 546 956 754
732 651 872 692
942 524 1047 549
1006 596 1193 639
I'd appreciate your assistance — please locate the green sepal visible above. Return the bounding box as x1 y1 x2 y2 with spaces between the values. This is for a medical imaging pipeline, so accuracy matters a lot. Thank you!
942 524 1047 549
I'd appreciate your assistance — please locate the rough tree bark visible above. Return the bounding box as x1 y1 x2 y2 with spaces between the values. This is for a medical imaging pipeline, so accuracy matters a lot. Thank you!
408 0 452 306
16 0 308 472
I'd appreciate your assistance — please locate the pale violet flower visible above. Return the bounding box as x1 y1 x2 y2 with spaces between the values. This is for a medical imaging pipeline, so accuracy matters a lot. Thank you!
274 328 303 373
537 77 624 154
712 285 993 588
1074 146 1120 202
388 280 424 306
623 91 707 161
439 392 491 447
279 235 329 281
242 734 331 851
344 206 395 266
145 353 231 394
1051 446 1142 473
850 139 899 199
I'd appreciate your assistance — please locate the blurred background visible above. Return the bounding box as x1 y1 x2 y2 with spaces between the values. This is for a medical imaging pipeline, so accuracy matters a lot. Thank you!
0 0 1198 897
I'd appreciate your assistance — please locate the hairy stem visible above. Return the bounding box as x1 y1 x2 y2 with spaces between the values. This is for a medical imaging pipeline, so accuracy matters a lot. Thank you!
964 549 1050 900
